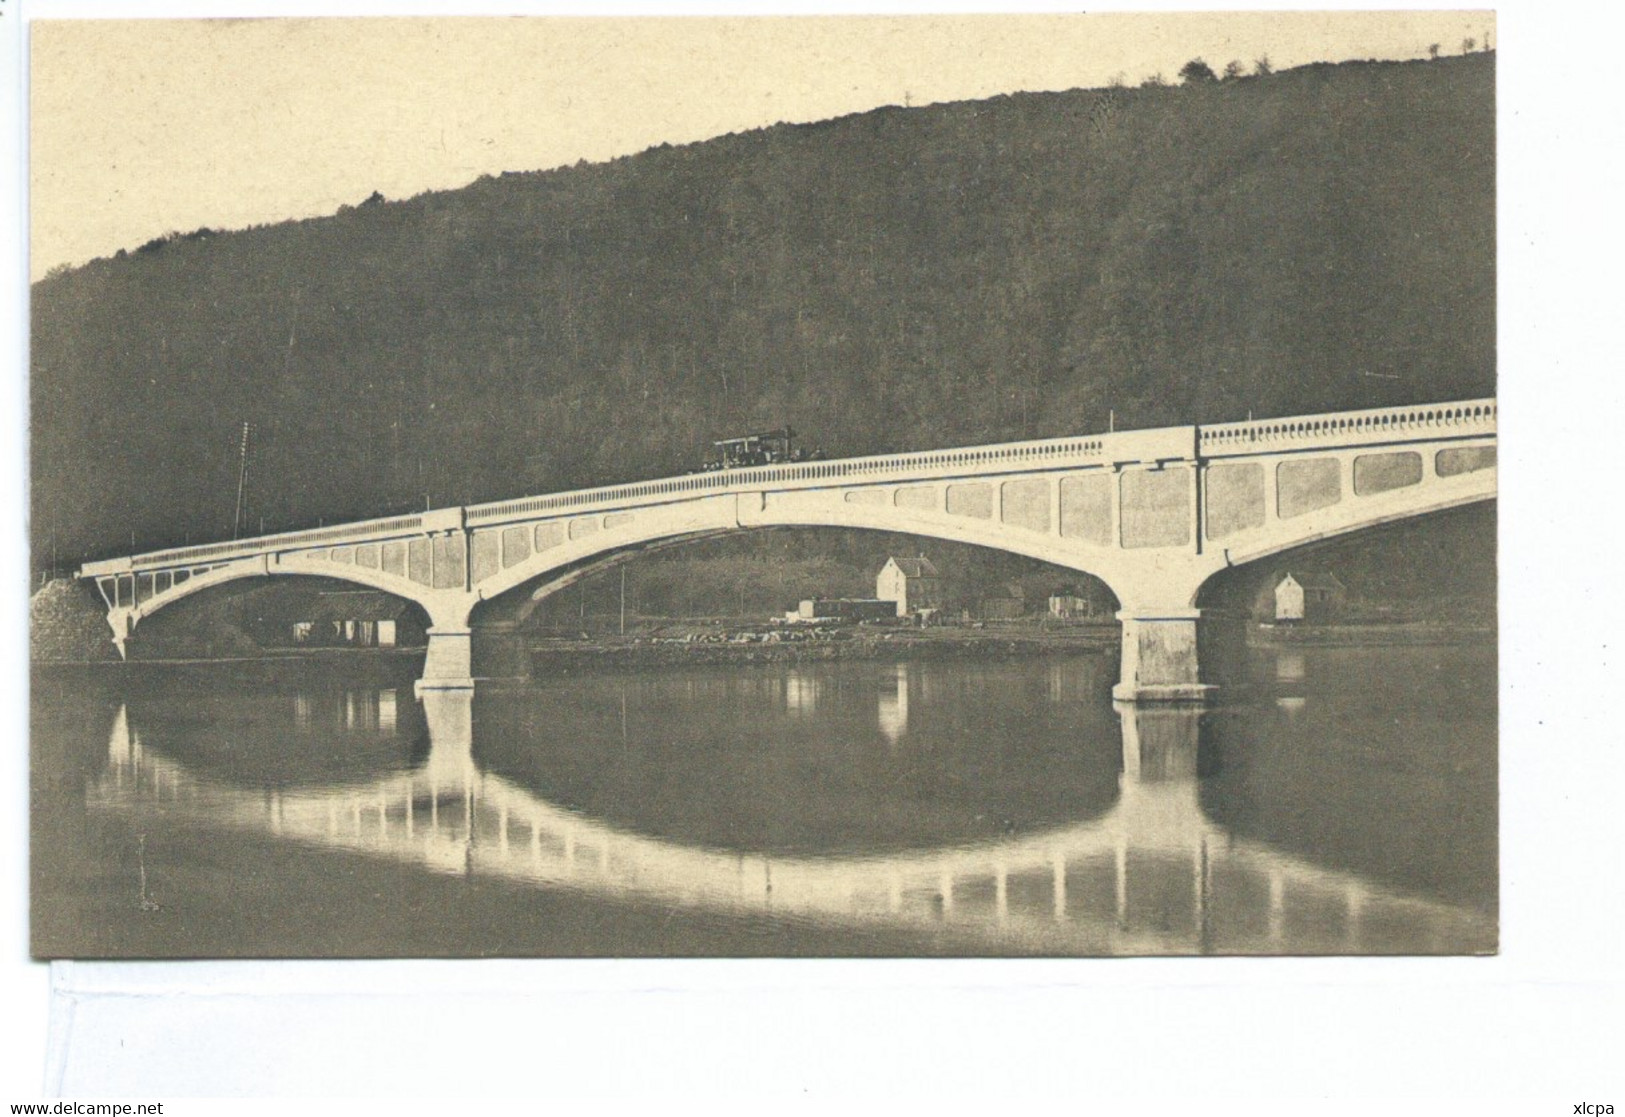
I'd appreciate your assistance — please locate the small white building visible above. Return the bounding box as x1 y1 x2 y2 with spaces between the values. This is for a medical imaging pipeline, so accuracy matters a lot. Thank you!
1272 572 1346 623
876 555 942 618
292 592 420 647
1048 594 1094 619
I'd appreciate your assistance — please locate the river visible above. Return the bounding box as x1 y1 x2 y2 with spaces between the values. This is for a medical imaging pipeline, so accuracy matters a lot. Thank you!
30 641 1496 956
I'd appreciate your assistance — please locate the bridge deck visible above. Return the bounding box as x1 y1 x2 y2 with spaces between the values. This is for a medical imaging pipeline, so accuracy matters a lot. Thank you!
81 398 1495 577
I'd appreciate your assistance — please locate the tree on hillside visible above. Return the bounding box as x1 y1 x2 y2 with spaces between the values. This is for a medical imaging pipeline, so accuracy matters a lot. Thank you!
1429 43 1442 59
1223 60 1246 81
1179 58 1218 84
1254 55 1273 76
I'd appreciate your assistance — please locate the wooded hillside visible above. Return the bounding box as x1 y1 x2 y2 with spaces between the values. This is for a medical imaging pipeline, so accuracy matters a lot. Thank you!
32 54 1494 568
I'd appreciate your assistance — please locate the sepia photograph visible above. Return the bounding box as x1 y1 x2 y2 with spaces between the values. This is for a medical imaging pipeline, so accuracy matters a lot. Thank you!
27 11 1499 961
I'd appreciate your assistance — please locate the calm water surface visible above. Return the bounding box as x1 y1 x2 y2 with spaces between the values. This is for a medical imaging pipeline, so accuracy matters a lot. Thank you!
32 644 1496 956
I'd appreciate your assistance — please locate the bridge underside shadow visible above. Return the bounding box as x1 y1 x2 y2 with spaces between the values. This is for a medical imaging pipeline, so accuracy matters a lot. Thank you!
462 529 741 679
1198 501 1497 609
99 574 434 664
467 524 1123 679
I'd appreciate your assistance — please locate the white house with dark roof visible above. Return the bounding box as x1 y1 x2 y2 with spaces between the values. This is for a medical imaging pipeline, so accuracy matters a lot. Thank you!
877 555 942 618
1270 572 1347 623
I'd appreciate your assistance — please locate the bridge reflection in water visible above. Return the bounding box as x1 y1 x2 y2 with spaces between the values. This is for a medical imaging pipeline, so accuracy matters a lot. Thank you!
88 667 1493 956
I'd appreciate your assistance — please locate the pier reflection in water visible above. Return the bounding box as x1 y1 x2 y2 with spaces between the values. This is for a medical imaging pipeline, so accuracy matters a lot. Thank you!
85 650 1495 956
877 664 908 745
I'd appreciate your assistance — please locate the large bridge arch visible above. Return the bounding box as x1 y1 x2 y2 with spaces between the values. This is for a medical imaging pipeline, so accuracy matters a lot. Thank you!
465 492 1136 625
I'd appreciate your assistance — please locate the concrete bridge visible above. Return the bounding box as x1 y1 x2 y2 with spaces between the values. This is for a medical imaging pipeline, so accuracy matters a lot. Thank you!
80 398 1496 702
90 691 1494 954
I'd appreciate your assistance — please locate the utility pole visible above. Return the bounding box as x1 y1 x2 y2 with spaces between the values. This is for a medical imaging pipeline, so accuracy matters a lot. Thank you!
232 421 253 540
620 566 627 636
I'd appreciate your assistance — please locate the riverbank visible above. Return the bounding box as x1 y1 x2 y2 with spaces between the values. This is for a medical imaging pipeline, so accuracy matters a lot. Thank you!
523 624 1117 675
30 626 1119 687
32 617 1501 685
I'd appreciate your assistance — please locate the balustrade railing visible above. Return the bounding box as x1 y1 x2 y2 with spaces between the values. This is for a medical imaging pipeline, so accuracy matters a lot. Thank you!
465 433 1117 526
91 398 1495 574
99 515 426 574
1198 399 1496 455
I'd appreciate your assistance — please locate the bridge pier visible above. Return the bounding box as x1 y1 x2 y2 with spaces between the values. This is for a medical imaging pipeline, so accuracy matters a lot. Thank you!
103 606 137 661
414 594 480 697
1112 608 1217 704
416 628 475 696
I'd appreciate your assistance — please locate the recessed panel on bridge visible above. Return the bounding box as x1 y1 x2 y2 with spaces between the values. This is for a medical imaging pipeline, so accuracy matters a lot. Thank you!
1353 451 1423 496
408 538 432 585
431 537 465 590
1276 457 1341 520
501 526 531 568
535 522 567 551
894 485 939 511
1437 446 1496 477
1205 462 1265 541
1059 473 1112 545
471 531 501 584
1000 479 1050 533
946 482 993 519
1120 467 1192 549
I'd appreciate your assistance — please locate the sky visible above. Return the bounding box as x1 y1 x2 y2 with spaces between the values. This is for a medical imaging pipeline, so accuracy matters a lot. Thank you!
28 10 1494 279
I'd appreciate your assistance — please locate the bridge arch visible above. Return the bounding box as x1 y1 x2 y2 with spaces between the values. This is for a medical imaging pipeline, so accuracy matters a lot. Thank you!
1211 487 1496 579
1196 499 1497 614
94 557 446 660
466 493 1134 624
